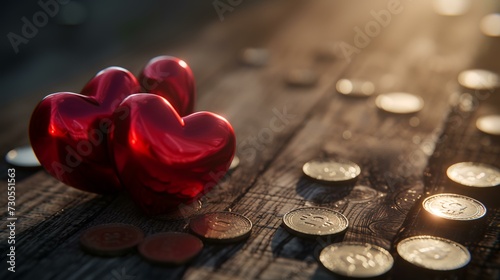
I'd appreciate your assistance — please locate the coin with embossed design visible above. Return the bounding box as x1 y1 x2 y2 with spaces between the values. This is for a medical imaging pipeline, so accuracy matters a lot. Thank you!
320 242 394 278
139 232 203 265
303 158 360 184
397 235 470 271
423 193 486 221
189 212 252 243
80 223 144 256
447 162 500 187
282 207 348 238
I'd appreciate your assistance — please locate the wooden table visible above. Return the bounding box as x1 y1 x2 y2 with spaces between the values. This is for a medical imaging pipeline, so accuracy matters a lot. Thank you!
1 0 499 279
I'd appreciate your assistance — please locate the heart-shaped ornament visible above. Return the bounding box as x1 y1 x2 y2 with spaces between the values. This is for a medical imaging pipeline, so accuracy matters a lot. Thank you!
29 67 141 193
110 94 235 215
139 56 195 116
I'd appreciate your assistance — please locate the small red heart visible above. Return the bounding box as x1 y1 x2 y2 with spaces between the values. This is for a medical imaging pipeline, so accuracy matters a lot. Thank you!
110 94 236 215
29 67 141 193
139 56 195 116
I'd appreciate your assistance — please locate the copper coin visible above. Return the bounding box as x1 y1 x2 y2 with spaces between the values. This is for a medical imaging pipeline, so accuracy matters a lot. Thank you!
138 232 203 265
80 223 144 256
189 212 252 243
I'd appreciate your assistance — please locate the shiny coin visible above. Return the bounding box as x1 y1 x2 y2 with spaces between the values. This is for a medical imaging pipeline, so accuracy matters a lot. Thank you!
432 0 470 16
397 235 470 271
336 79 375 97
286 69 318 87
138 232 203 265
458 69 499 90
282 207 348 237
240 48 269 67
303 158 361 183
229 155 240 171
80 224 144 256
320 242 394 278
422 193 486 221
476 115 500 136
447 162 500 187
375 92 424 114
480 13 500 37
189 212 252 243
5 145 41 168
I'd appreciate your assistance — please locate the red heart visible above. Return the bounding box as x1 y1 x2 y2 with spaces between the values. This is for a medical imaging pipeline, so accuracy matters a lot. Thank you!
29 67 141 194
139 56 195 116
110 94 236 215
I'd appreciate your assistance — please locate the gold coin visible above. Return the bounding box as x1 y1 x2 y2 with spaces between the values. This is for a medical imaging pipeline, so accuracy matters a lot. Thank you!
458 69 499 90
375 92 424 114
397 235 470 271
422 193 486 221
189 212 252 243
138 232 203 265
303 158 360 183
80 223 144 256
447 162 500 187
476 115 500 136
320 242 394 278
229 155 240 171
282 207 348 238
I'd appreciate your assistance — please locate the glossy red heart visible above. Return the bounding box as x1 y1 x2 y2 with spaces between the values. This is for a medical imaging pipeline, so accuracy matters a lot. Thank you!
29 67 141 193
110 94 236 215
139 56 195 116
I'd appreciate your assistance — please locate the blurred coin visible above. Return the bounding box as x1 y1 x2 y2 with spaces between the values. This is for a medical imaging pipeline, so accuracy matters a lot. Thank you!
5 145 41 168
432 0 470 16
397 235 470 271
315 44 338 61
240 48 269 67
447 162 500 187
80 224 144 256
320 242 394 278
336 79 375 97
476 115 500 136
282 207 348 238
138 232 203 265
458 69 499 90
480 14 500 37
229 155 240 171
422 193 486 221
303 158 360 183
375 92 424 114
286 69 318 87
189 212 252 243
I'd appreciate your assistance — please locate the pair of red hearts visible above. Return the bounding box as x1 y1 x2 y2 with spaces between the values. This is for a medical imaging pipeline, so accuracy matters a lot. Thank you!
29 56 236 215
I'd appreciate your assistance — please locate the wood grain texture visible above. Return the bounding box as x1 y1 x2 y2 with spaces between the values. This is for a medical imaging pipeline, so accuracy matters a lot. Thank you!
1 0 499 279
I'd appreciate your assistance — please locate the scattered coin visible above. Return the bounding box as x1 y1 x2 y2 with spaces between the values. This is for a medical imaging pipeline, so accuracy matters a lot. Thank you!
397 235 471 271
320 242 394 278
282 207 348 238
476 115 500 136
152 199 203 221
80 224 144 256
5 145 41 168
286 69 318 87
422 193 486 221
315 44 338 61
189 212 252 243
432 0 470 16
138 232 203 265
336 79 375 97
229 155 240 171
447 162 500 187
458 69 499 90
240 48 269 67
375 92 424 114
480 13 500 37
302 158 361 184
